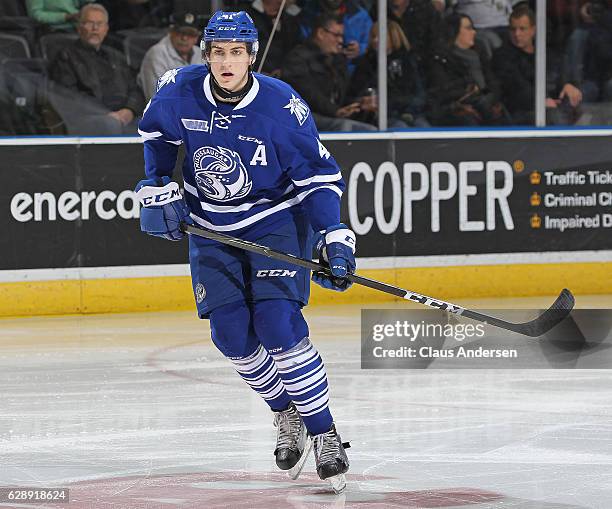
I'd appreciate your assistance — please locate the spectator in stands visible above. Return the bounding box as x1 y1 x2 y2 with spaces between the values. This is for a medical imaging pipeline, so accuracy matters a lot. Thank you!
49 3 145 134
101 0 171 31
563 0 612 89
137 11 201 101
298 0 372 63
576 0 612 102
452 0 514 58
492 6 583 124
431 0 446 13
282 14 377 131
26 0 91 32
242 0 302 76
349 21 428 127
388 0 443 68
428 13 509 126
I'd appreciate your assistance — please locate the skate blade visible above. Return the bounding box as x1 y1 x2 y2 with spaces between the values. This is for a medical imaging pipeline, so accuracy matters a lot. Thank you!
287 435 313 480
326 473 347 494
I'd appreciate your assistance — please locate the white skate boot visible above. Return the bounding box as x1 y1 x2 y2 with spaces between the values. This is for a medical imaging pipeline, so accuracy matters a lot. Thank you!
312 424 350 494
273 403 312 479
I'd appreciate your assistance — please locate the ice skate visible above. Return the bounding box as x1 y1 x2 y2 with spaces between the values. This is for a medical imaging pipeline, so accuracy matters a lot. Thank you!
287 433 313 480
273 403 310 478
312 424 350 494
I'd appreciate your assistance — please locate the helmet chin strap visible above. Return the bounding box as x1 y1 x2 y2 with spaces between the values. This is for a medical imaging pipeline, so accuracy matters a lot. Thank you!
210 69 253 104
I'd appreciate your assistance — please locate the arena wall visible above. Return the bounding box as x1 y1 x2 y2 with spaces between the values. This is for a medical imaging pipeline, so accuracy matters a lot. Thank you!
2 130 611 317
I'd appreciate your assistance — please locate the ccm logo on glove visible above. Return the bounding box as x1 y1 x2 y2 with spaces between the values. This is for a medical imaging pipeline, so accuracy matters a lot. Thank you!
134 177 192 241
136 181 182 207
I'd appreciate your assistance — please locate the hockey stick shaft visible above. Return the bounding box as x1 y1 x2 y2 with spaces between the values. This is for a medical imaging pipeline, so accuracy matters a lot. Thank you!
180 223 574 337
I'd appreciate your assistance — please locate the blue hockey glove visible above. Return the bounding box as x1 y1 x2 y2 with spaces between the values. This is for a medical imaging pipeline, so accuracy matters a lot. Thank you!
312 223 356 292
135 176 192 241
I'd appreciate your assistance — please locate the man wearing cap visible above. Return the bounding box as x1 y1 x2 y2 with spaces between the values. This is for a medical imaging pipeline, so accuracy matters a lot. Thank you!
137 12 202 100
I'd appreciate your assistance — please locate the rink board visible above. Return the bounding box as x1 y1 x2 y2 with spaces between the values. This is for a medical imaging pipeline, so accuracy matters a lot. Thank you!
0 259 610 316
1 130 612 316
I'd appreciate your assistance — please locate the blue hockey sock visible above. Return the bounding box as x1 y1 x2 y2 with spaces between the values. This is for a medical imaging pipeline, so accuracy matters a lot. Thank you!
270 338 333 435
230 344 292 411
210 301 292 411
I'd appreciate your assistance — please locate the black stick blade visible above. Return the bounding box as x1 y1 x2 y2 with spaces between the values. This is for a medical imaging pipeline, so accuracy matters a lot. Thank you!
518 289 576 337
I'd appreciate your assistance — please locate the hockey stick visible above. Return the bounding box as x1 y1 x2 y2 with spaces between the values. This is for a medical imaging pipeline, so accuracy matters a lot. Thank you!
180 222 575 337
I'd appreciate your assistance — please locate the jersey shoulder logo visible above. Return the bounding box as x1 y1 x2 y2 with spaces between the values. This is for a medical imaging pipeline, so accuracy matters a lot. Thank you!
283 94 310 126
157 68 180 91
193 146 252 202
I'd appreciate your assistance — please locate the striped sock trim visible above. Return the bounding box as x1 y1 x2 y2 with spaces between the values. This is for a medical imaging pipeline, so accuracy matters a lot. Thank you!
230 346 288 402
272 338 331 422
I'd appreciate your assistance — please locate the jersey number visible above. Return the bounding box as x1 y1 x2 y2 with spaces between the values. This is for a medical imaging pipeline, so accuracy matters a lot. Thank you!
250 145 268 166
318 140 331 159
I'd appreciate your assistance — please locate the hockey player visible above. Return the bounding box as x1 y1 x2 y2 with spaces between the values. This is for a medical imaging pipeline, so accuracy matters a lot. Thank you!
135 11 354 493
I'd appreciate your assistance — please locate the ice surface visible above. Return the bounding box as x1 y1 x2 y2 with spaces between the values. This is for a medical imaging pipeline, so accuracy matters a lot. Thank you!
0 296 611 508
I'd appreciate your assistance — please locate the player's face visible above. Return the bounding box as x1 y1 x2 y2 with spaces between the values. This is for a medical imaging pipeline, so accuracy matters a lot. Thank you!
207 42 252 91
510 16 535 51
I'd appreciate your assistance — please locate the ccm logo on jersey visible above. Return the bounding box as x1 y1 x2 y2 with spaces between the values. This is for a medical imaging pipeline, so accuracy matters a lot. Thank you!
238 135 263 145
256 269 298 278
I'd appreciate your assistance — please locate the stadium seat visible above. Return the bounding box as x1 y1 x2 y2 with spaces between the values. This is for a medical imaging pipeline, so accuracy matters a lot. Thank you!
0 32 30 60
0 15 36 30
0 0 38 56
123 31 164 70
39 32 78 63
0 0 26 16
0 57 49 134
0 0 36 47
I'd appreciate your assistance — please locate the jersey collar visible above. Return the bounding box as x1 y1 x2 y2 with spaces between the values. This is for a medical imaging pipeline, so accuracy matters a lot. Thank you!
203 73 260 110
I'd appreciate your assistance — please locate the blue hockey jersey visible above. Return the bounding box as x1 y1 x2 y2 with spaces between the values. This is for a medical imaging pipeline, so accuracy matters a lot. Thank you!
138 65 344 239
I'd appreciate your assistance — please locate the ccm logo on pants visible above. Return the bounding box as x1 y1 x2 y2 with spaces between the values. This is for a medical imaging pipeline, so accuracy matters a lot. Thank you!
256 269 298 278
